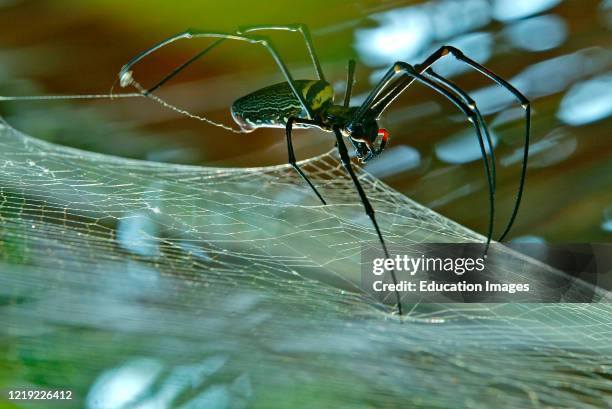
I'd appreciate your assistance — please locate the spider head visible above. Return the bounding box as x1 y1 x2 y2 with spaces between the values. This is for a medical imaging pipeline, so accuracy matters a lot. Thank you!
346 121 390 163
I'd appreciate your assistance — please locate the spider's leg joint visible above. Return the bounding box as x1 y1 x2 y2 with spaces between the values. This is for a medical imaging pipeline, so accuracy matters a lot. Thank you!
461 93 478 110
282 23 301 32
244 34 268 45
404 63 417 74
119 70 134 88
444 45 463 58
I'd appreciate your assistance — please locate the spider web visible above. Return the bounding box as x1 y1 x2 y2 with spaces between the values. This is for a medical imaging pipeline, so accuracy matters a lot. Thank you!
0 118 610 409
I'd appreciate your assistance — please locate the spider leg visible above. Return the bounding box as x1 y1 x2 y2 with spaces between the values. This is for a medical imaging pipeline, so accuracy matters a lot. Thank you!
333 126 403 316
379 46 530 241
356 62 496 248
424 68 496 191
377 68 498 193
139 24 326 97
423 68 496 247
435 46 529 242
118 30 315 119
352 66 399 122
146 38 226 94
343 59 356 107
286 117 327 205
238 24 325 81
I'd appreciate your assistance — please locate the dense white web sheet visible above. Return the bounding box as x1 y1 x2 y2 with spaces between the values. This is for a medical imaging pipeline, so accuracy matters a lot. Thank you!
0 119 610 409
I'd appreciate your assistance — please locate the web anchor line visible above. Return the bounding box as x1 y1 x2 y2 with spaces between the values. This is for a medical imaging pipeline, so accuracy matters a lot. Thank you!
1 75 250 134
0 93 142 101
127 78 250 134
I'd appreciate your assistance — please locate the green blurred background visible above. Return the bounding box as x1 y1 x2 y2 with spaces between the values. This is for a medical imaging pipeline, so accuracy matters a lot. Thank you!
0 0 611 242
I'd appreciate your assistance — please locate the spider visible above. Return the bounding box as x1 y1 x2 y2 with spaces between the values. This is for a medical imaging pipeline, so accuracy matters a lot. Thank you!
116 24 530 316
3 24 531 317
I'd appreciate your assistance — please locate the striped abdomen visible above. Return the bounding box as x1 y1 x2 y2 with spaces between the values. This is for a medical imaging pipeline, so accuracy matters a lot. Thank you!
231 80 333 130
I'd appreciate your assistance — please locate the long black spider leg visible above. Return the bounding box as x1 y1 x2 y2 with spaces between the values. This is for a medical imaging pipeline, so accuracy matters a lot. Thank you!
146 38 226 95
422 69 496 248
118 30 315 120
375 46 529 241
238 24 325 81
343 59 356 107
372 69 498 193
333 126 402 316
286 117 327 205
361 63 495 249
439 47 529 241
351 67 399 122
139 24 325 98
424 68 497 192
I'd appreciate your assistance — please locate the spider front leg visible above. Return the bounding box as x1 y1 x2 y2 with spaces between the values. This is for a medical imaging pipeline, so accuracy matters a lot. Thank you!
286 117 327 205
140 23 327 98
118 29 315 120
424 68 496 192
146 38 226 95
343 59 356 107
411 46 529 241
438 46 530 241
237 24 325 81
353 62 496 248
373 66 498 198
333 126 402 316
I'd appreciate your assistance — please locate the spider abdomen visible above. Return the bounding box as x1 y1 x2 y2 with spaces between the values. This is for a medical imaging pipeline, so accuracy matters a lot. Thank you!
231 80 333 130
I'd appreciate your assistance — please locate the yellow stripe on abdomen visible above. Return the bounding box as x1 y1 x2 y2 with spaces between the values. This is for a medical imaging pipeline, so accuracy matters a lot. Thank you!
300 80 317 100
309 83 333 111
